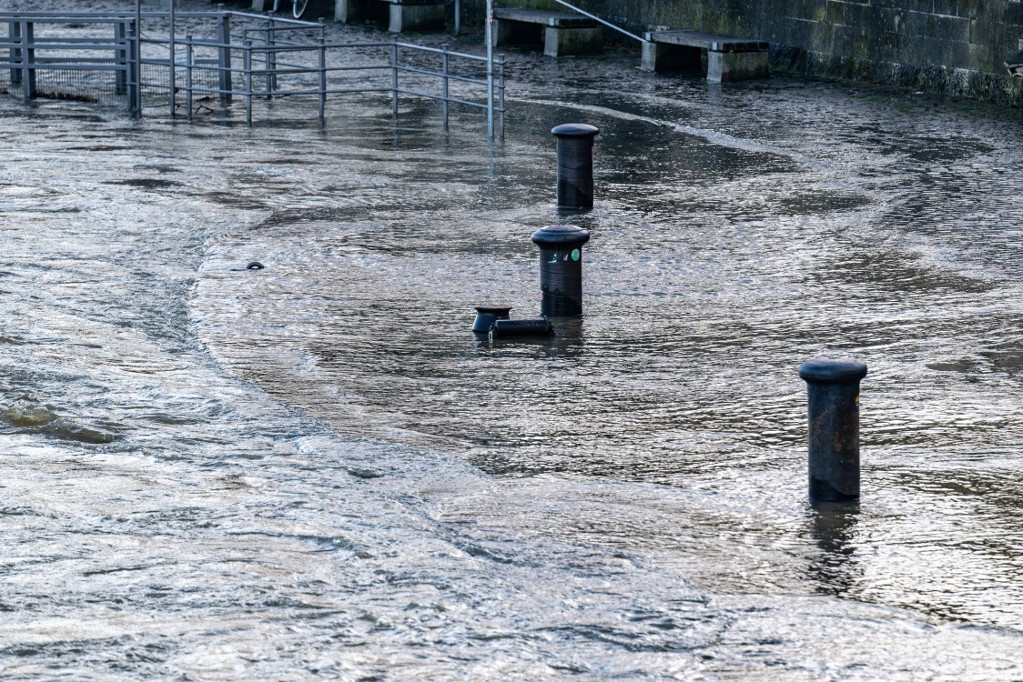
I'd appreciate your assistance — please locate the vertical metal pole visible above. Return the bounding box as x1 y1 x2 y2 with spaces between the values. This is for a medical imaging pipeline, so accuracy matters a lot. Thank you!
485 0 494 140
391 39 398 117
134 0 143 117
454 0 460 36
318 36 326 122
441 44 449 131
497 53 505 140
244 39 252 126
263 21 271 98
218 7 233 103
127 19 138 113
10 21 22 88
265 19 277 97
20 21 35 100
115 21 128 95
186 34 193 122
169 0 177 117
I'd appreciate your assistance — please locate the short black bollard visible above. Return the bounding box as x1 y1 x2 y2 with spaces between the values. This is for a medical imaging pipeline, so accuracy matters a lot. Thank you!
531 225 590 318
798 359 868 502
472 305 512 333
552 123 599 210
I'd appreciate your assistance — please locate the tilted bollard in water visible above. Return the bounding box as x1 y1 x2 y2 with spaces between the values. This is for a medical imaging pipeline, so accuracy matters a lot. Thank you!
531 225 590 318
492 318 552 337
799 359 868 502
552 123 599 210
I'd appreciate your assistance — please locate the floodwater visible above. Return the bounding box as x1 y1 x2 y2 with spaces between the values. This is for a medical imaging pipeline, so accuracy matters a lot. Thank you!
3 4 1023 679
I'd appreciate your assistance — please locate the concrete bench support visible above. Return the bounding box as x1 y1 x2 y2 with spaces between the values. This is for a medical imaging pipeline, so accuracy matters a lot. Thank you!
641 30 769 82
335 0 444 33
491 8 602 57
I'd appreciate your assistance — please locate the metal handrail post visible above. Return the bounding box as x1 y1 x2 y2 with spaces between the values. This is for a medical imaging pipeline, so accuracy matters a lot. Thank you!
134 0 142 117
185 34 193 122
127 18 140 114
318 36 326 122
244 39 252 126
485 0 493 140
9 21 22 88
441 44 449 131
391 38 398 117
115 20 128 95
20 20 35 99
265 19 278 98
218 7 233 103
497 52 505 139
169 0 176 117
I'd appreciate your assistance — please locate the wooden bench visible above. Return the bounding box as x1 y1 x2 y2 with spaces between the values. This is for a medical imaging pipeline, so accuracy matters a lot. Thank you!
641 30 769 82
491 8 602 58
334 0 444 33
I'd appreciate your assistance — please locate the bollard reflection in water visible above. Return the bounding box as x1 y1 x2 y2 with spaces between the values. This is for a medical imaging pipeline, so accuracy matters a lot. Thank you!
806 501 861 598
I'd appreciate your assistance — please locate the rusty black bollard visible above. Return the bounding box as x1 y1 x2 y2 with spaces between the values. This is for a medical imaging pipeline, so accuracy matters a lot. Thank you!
531 225 590 318
799 359 868 502
552 123 599 210
472 305 512 333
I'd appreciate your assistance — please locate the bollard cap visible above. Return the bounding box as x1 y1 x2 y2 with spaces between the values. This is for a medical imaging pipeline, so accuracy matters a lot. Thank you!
551 123 600 139
799 359 868 383
531 225 591 247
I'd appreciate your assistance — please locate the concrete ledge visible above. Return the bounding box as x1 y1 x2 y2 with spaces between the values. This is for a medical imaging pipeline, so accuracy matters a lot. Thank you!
491 8 602 57
708 50 769 82
493 7 597 29
641 30 769 81
544 25 601 57
334 0 443 32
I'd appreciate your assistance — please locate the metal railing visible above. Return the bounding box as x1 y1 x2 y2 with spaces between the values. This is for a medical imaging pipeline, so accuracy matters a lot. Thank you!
0 12 139 108
0 9 505 139
547 0 646 44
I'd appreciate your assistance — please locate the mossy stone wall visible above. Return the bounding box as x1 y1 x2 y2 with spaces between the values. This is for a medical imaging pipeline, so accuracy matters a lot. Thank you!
461 0 1023 102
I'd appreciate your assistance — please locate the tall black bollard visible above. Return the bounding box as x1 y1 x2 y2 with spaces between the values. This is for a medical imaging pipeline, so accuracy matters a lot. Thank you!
531 225 590 318
798 359 868 502
552 123 599 210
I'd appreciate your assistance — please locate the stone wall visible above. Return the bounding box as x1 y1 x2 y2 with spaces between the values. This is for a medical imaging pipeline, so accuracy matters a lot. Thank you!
463 0 1023 102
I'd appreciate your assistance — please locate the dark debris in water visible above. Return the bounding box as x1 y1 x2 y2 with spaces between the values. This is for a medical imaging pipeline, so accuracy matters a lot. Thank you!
103 179 183 190
347 468 383 479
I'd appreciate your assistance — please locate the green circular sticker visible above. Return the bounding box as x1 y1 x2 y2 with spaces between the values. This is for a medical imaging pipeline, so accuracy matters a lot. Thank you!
571 248 581 262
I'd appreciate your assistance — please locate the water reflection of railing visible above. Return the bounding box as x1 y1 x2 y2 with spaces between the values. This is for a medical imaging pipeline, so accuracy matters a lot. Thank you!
0 10 505 139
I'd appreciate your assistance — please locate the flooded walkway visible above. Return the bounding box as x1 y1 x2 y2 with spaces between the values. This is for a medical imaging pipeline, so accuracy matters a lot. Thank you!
1 2 1023 678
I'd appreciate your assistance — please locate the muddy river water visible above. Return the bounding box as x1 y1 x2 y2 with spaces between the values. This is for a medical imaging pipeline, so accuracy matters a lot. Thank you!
1 3 1023 678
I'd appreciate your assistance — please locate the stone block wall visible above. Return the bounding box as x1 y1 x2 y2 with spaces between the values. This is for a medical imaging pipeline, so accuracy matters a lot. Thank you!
460 0 1023 102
